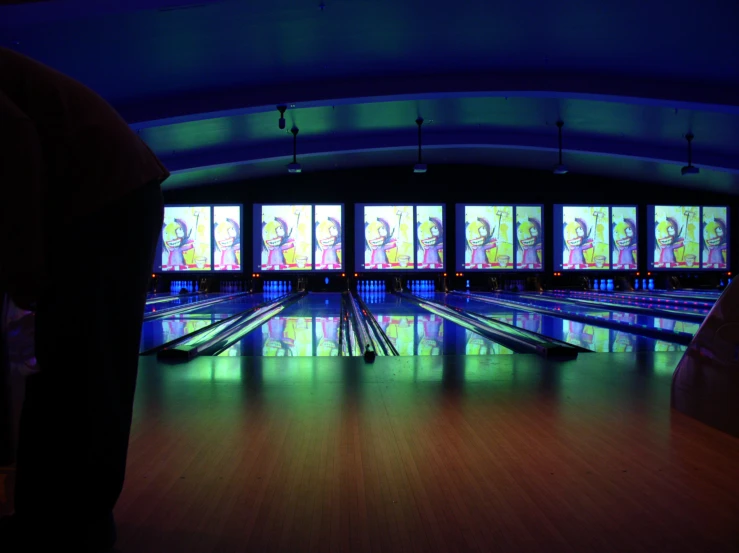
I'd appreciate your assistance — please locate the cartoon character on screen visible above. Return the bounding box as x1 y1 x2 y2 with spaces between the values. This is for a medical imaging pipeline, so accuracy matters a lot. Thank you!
315 217 342 268
365 218 397 265
317 318 339 356
418 316 442 355
417 217 443 267
214 218 241 267
703 218 727 267
465 217 497 265
563 219 593 266
612 218 637 268
162 218 196 267
517 218 542 268
262 318 294 356
262 218 295 267
654 217 684 264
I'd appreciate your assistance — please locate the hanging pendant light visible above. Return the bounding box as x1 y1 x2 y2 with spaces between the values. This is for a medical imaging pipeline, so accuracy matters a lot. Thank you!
681 132 699 175
287 126 301 173
413 117 427 173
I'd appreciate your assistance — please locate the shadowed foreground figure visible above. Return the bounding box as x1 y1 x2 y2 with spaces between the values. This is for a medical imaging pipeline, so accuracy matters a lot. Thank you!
0 47 169 552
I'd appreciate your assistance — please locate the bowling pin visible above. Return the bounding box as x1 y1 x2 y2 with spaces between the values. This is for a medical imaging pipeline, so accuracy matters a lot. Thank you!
648 279 655 291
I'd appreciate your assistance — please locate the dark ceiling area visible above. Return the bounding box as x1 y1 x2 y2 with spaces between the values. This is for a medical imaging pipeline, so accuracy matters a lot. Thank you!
2 0 738 192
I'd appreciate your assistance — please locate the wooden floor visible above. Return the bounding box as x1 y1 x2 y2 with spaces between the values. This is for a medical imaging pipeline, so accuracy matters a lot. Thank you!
3 352 739 552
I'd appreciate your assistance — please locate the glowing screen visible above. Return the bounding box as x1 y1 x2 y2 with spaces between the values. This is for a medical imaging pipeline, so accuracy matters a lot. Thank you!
455 205 543 271
254 205 344 272
554 205 637 271
648 206 728 270
314 205 343 271
213 206 242 271
155 205 242 273
611 206 638 270
702 207 729 269
355 204 445 272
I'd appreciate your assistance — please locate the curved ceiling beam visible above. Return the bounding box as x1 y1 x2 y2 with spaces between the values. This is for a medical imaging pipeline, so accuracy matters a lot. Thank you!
122 73 739 128
158 130 739 176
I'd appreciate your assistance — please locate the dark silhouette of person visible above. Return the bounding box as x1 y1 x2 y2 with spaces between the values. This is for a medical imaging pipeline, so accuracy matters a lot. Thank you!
0 47 169 552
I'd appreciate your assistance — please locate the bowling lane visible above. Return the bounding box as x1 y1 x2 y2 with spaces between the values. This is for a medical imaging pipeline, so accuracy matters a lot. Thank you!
218 292 516 356
139 293 270 353
217 293 343 356
467 291 695 350
539 290 713 315
630 289 723 302
437 292 662 352
144 293 220 313
359 292 515 355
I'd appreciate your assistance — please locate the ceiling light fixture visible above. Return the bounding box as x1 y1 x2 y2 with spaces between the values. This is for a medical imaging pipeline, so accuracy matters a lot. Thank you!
553 120 568 175
681 132 699 176
414 117 427 173
287 126 301 173
277 105 287 130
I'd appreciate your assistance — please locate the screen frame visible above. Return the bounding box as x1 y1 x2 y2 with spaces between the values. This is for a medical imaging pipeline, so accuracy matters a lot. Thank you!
354 203 446 273
253 204 345 273
647 205 730 271
455 204 545 272
553 204 638 272
155 204 244 274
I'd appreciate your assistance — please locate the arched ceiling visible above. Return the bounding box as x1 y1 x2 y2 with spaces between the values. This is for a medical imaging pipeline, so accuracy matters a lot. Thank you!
2 0 738 192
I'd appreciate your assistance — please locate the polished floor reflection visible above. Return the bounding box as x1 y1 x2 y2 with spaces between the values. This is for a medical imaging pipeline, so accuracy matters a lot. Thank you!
140 290 709 358
87 352 739 553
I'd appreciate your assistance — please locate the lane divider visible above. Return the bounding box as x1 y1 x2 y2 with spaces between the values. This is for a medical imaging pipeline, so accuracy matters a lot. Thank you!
157 292 306 361
517 292 707 323
454 292 694 346
143 291 252 321
140 293 290 356
400 293 585 358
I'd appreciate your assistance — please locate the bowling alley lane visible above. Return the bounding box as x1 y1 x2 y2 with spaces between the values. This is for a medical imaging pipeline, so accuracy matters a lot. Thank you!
139 293 268 353
214 292 516 357
432 291 671 352
452 291 698 351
